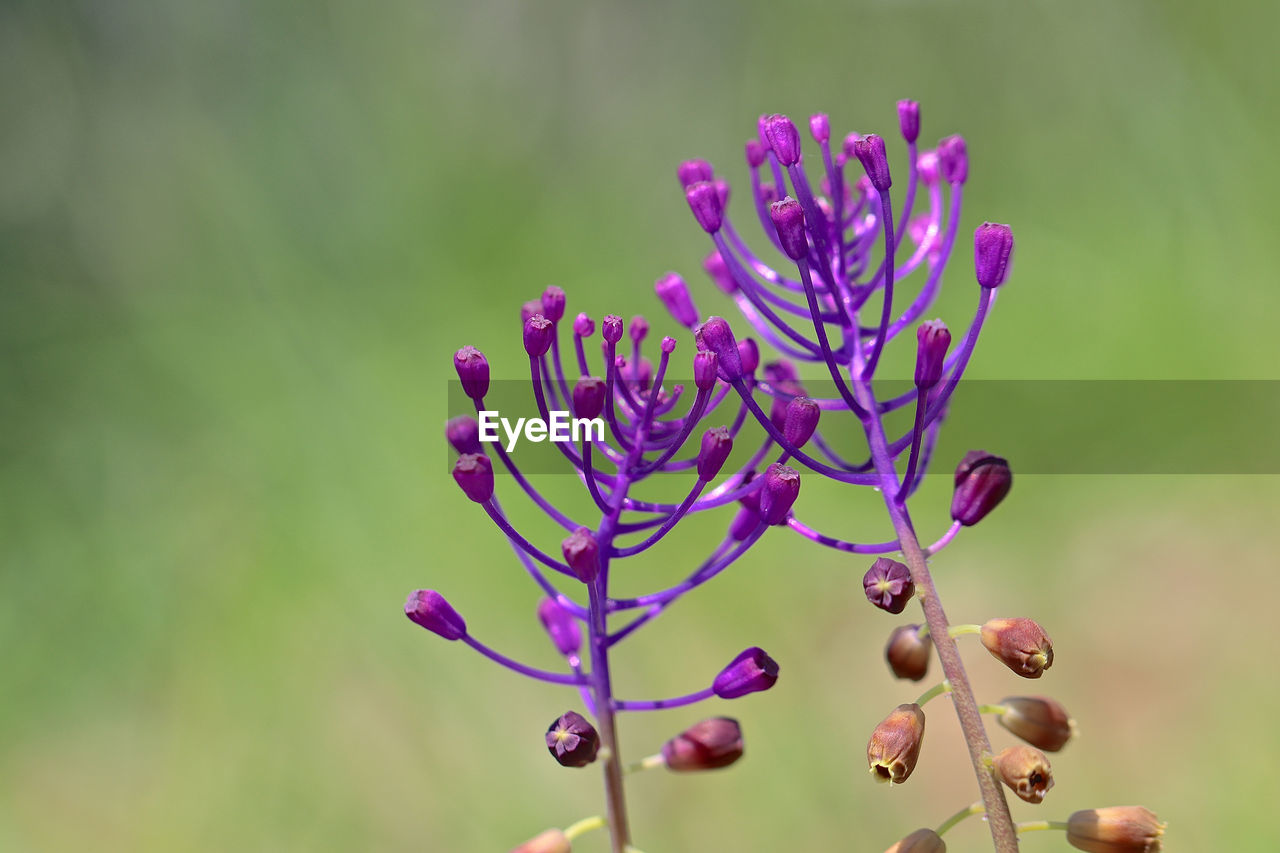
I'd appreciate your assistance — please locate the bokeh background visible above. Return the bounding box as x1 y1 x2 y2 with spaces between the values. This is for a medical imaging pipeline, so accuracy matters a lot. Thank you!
4 0 1278 850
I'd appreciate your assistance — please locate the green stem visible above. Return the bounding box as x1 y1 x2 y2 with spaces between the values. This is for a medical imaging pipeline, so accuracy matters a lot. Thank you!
1015 821 1069 834
936 802 986 837
624 754 665 774
949 623 982 637
915 679 952 706
979 703 1009 716
564 815 606 841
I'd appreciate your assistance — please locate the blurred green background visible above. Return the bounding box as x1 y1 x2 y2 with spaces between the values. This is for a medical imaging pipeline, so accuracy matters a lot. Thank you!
3 0 1278 850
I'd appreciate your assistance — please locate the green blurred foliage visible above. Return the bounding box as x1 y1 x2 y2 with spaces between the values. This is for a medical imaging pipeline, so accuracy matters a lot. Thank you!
2 0 1277 850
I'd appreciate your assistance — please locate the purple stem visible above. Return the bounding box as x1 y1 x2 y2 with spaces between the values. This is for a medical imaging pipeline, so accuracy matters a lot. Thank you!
615 686 716 711
785 517 899 554
461 635 586 686
481 499 576 579
861 187 897 378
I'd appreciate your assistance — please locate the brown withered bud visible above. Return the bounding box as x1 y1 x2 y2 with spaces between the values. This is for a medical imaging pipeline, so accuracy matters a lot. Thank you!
993 744 1054 803
997 695 1076 752
980 617 1054 678
867 703 926 784
885 624 932 682
883 828 946 852
1066 806 1165 852
662 716 744 771
509 828 571 853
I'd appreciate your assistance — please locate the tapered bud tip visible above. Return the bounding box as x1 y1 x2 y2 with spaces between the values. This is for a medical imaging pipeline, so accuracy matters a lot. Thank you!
885 624 932 682
981 618 1054 678
853 133 892 192
696 316 742 380
993 745 1054 804
572 312 595 337
523 314 554 357
453 346 490 400
445 415 482 455
537 597 582 656
867 703 926 785
745 138 767 168
601 314 624 344
897 100 921 144
769 196 809 261
763 114 801 166
546 711 600 768
509 829 571 853
863 557 915 614
405 589 466 640
974 222 1015 289
677 159 715 188
713 646 780 698
452 452 494 502
997 695 1076 752
938 134 968 184
884 828 946 853
654 272 699 328
737 338 759 376
572 376 606 420
951 450 1013 526
697 426 734 481
693 350 719 391
809 113 830 144
759 462 800 525
1067 808 1165 853
685 180 724 233
662 717 744 771
914 319 951 390
783 396 820 449
540 285 566 322
560 527 600 584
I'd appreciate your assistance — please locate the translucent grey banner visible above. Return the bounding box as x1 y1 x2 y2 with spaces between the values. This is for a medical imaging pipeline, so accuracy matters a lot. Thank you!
445 380 1280 474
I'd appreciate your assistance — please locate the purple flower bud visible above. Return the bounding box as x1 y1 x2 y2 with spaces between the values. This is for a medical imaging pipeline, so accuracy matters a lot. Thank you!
938 134 968 184
809 113 830 144
863 557 915 614
974 222 1015 289
702 249 737 294
714 178 731 208
654 272 699 327
853 133 892 192
685 180 723 233
693 350 719 391
445 415 482 455
452 452 494 502
759 462 800 525
697 426 734 481
769 197 809 261
602 314 624 344
762 114 801 166
914 319 951 390
521 299 543 324
537 597 582 656
660 335 676 354
546 711 599 768
696 316 742 381
629 315 649 344
842 131 863 159
897 100 920 144
561 527 600 584
916 149 940 185
453 346 490 401
712 646 780 699
662 717 744 771
729 505 760 541
737 469 761 513
951 451 1013 526
737 338 759 376
405 589 466 640
745 138 766 168
523 314 554 358
677 159 714 188
572 376 606 419
540 286 566 323
764 359 800 384
573 312 595 337
783 396 820 449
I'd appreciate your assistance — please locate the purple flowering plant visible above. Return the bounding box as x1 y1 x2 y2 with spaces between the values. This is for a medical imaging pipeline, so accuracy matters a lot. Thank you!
415 103 1163 852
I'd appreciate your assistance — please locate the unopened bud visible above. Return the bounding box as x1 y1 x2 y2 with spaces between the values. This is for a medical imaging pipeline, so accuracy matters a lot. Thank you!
1066 807 1165 853
540 286 566 322
572 376 606 420
769 197 809 261
655 272 699 327
938 134 968 184
453 453 494 502
693 350 719 391
453 346 490 401
897 100 921 144
712 646 779 699
914 319 951 390
981 618 1054 678
885 624 932 681
759 462 800 525
404 589 466 640
573 312 595 337
601 314 623 344
853 134 892 192
697 426 734 481
560 528 601 585
867 703 925 784
729 505 760 541
863 557 915 614
629 315 649 344
994 745 1054 804
951 451 1012 526
997 695 1076 752
762 114 801 166
523 314 554 358
546 711 599 768
696 317 742 381
745 138 766 168
662 717 744 771
974 222 1015 289
686 180 723 233
537 597 582 657
703 249 737 293
677 159 714 188
737 338 759 376
783 396 821 449
521 300 543 324
509 829 571 853
445 415 482 455
809 113 830 144
884 828 945 853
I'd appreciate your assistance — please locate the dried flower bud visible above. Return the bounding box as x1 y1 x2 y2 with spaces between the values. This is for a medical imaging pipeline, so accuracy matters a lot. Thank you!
993 745 1054 803
693 350 719 391
997 696 1076 752
697 426 734 481
884 828 945 853
601 314 624 344
867 703 926 784
677 159 714 188
703 249 737 294
729 505 760 541
737 338 759 376
546 711 599 768
783 396 821 448
523 314 554 358
769 197 809 261
897 100 921 144
1066 807 1165 853
885 624 932 681
759 462 800 525
914 319 951 390
863 557 915 614
712 646 779 699
404 589 467 640
446 415 482 455
981 618 1054 678
654 272 699 328
537 597 582 657
540 286 566 322
453 452 494 503
762 114 801 166
453 345 490 400
951 451 1012 526
696 317 742 381
572 376 606 420
853 133 892 192
573 312 594 337
662 717 744 771
938 134 968 184
561 527 601 585
974 222 1015 289
686 180 723 233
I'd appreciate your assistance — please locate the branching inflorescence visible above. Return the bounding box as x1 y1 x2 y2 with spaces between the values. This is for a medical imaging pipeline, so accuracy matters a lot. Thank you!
411 102 1164 852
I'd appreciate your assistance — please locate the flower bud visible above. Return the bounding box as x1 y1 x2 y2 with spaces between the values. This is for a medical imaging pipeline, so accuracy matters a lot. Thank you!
628 314 649 345
601 314 623 344
853 133 892 192
654 272 699 328
981 618 1054 678
737 338 759 376
573 312 595 337
974 222 1015 289
762 114 801 166
445 415 482 455
561 527 600 585
509 829 570 853
769 197 809 261
453 453 494 502
759 463 800 525
997 695 1075 752
712 646 779 699
696 317 742 381
693 350 719 391
783 396 820 449
540 286 566 322
809 113 830 144
897 100 921 144
537 597 582 657
662 717 744 771
453 346 490 401
867 703 925 784
884 828 945 853
523 314 554 358
729 505 760 541
1066 807 1165 853
677 159 714 188
737 469 761 512
863 557 915 614
546 711 599 768
914 319 951 390
763 359 799 384
685 180 723 233
697 426 734 481
993 744 1054 803
404 589 466 640
572 376 606 420
745 138 766 168
521 300 543 324
703 249 737 293
951 451 1012 526
917 149 940 185
938 134 968 184
885 624 932 681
